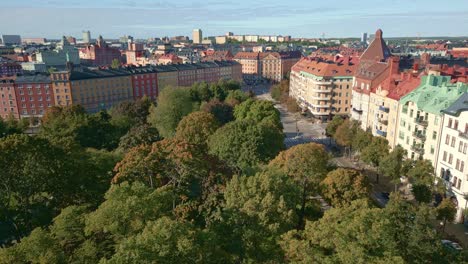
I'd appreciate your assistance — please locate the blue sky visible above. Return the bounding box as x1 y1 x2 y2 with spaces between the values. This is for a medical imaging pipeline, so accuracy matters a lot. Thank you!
1 0 467 39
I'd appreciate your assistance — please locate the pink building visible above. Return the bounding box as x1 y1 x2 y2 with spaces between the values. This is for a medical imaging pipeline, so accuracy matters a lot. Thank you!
79 35 122 66
0 77 19 119
14 74 54 119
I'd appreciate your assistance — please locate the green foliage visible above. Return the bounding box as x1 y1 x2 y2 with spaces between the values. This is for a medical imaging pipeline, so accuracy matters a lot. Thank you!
379 145 407 184
175 111 219 147
201 99 234 125
269 80 289 102
407 159 434 186
325 115 344 137
40 105 121 150
225 90 249 106
85 182 173 239
117 124 160 152
147 87 196 138
269 143 330 228
321 168 371 207
411 184 432 204
110 58 120 69
361 136 389 167
436 198 457 224
0 115 28 139
234 98 282 129
285 97 301 113
208 119 284 171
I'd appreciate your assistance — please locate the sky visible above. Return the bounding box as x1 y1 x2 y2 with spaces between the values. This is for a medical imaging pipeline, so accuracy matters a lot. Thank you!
1 0 467 39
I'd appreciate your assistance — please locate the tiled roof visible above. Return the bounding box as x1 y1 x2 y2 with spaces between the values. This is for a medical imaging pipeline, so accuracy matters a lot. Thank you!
15 74 51 83
360 29 391 62
234 52 260 59
292 56 358 77
386 72 422 100
355 62 388 80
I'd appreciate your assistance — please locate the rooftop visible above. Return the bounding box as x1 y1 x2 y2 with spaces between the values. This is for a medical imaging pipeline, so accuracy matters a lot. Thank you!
292 56 358 77
442 92 468 117
360 29 391 62
400 75 468 115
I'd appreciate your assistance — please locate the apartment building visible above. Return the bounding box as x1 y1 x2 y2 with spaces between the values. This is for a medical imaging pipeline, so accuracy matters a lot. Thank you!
15 75 55 119
234 51 301 82
351 29 392 130
436 93 468 222
289 56 357 121
396 75 467 165
0 77 19 119
126 66 158 99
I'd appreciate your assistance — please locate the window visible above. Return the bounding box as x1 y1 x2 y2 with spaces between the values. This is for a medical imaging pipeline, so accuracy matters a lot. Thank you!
456 159 460 170
461 161 465 172
451 137 456 147
433 131 437 140
459 141 463 152
445 135 450 145
457 179 462 189
454 120 459 130
464 143 468 154
448 118 453 128
443 151 447 162
448 154 453 164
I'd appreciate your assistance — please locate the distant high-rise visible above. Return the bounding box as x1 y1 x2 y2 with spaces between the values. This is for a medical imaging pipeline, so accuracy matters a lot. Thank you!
1 35 21 45
82 30 91 43
193 29 202 44
361 32 367 43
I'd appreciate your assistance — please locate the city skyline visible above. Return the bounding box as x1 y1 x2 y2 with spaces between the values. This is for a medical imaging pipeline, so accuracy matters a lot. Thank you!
1 0 467 39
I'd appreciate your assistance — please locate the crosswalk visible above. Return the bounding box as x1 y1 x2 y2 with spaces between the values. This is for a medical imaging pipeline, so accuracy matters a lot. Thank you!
284 136 333 148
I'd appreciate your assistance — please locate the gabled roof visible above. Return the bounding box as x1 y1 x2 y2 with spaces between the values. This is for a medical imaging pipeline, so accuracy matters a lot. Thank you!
292 56 358 77
360 29 391 62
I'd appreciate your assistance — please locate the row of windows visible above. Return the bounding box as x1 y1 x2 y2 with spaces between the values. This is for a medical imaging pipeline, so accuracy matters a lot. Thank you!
447 118 468 133
445 135 468 154
442 152 466 172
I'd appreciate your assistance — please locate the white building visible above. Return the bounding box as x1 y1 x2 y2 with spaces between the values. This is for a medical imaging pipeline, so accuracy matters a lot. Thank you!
21 62 47 72
435 92 468 223
192 29 202 44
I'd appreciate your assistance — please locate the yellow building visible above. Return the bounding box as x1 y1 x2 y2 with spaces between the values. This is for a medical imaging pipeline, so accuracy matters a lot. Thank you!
50 71 73 107
289 56 357 121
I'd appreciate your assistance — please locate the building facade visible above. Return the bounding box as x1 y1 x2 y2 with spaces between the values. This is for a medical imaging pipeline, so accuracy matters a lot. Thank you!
396 75 467 165
15 75 55 120
79 36 121 66
436 93 468 223
36 37 80 67
351 29 392 130
193 29 202 44
0 77 19 119
290 56 357 121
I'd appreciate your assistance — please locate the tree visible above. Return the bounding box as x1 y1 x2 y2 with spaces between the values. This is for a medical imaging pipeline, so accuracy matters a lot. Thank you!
208 120 284 171
407 159 434 186
225 90 249 106
103 217 225 264
333 119 355 149
234 98 282 129
268 143 330 228
436 198 457 232
117 124 160 152
285 97 301 113
325 115 344 137
379 145 407 190
201 99 234 125
190 82 212 102
0 115 28 139
175 111 219 147
111 58 120 69
85 182 173 239
0 228 65 264
321 168 371 207
109 96 153 131
351 127 373 152
147 87 196 138
361 136 389 168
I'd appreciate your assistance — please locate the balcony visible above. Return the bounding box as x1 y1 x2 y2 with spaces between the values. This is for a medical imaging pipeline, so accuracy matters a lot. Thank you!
378 118 388 126
411 144 425 154
352 108 363 114
311 96 331 101
312 87 333 93
413 131 426 141
459 131 468 139
376 129 387 137
378 105 389 113
414 117 428 127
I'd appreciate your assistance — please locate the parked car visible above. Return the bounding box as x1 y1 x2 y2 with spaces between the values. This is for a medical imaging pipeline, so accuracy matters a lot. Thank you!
442 239 463 252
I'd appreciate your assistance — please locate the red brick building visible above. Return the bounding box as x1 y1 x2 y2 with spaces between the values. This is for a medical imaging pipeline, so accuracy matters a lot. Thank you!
14 74 54 119
0 77 19 119
125 66 158 100
79 35 122 66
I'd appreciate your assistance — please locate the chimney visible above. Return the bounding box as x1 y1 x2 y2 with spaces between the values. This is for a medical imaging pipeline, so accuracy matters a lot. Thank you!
389 56 399 75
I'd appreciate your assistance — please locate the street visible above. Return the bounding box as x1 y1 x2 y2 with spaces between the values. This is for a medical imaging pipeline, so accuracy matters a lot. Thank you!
244 83 327 148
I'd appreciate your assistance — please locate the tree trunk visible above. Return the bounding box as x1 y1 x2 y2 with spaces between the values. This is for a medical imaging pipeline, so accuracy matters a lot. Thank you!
298 181 307 230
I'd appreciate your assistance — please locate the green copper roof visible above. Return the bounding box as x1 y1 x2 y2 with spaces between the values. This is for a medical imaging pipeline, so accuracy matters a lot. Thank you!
400 75 468 115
